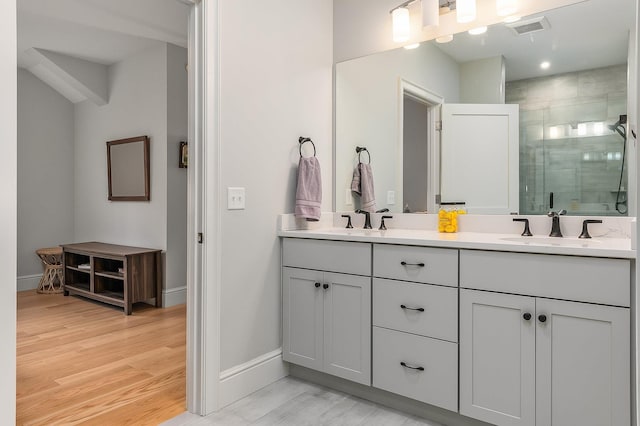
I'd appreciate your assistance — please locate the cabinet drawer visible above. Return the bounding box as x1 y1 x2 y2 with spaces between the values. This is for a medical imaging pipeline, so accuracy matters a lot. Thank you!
460 250 631 307
373 326 458 412
373 244 458 286
373 278 457 342
283 238 371 276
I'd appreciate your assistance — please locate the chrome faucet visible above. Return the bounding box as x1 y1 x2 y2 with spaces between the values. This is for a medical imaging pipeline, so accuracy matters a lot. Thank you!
547 209 567 237
355 209 372 229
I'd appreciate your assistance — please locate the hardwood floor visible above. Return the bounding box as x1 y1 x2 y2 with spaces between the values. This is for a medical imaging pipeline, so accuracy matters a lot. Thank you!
163 377 441 426
17 290 186 425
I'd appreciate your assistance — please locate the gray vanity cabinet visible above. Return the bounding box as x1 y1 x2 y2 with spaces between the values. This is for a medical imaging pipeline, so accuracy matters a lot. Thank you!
282 238 371 386
459 250 630 426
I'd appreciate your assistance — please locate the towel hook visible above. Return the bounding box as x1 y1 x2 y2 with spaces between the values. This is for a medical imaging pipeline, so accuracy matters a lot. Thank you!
356 146 371 164
299 136 316 158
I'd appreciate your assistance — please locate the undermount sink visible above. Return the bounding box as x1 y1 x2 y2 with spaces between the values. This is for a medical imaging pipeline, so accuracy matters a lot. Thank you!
501 236 602 247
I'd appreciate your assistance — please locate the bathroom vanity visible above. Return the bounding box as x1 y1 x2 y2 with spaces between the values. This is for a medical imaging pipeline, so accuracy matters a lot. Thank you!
279 213 634 426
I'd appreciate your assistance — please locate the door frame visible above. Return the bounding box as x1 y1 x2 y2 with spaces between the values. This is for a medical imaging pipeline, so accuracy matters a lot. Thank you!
185 0 222 415
397 78 443 214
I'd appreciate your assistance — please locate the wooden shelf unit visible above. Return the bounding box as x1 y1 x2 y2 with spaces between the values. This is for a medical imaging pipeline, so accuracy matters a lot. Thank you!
62 242 162 315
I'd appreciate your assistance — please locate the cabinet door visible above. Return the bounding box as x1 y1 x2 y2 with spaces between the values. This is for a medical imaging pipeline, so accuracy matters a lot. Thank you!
536 299 630 426
323 272 371 385
460 289 535 426
282 267 324 371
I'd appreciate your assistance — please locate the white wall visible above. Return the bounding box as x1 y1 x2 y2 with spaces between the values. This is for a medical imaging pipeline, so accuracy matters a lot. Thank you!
17 69 75 285
74 44 167 249
166 43 188 296
0 0 17 421
460 56 505 104
218 0 333 371
335 43 460 212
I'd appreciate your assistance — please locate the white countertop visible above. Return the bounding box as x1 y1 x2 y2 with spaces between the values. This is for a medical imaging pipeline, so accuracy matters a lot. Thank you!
278 227 635 259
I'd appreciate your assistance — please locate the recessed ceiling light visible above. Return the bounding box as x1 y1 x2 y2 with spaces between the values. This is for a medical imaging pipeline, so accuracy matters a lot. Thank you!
404 43 420 50
468 26 488 35
435 34 454 43
540 61 550 69
503 15 521 24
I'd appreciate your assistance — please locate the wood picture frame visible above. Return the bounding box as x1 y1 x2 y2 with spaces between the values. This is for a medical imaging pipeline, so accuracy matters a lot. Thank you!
107 135 150 201
179 141 188 168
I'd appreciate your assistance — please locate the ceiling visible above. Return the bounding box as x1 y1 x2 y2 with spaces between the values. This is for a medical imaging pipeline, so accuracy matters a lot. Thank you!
17 0 189 69
433 0 636 81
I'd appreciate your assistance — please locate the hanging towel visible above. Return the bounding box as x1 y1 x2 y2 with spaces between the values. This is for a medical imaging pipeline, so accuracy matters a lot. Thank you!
295 156 322 221
351 163 376 213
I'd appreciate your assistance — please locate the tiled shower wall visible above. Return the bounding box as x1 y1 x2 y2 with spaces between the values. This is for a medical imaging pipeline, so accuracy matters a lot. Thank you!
506 64 628 216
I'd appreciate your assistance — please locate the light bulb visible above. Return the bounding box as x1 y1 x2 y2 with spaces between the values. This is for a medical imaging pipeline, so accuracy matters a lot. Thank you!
496 0 517 17
456 0 476 23
392 7 410 43
421 0 439 28
468 26 487 35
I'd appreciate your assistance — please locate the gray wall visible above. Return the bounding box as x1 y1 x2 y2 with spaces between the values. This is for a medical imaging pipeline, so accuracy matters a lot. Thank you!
218 0 333 371
166 44 188 293
17 69 75 280
74 43 167 249
402 96 429 212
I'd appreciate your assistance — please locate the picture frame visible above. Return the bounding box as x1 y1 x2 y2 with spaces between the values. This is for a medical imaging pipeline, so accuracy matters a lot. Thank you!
179 141 188 168
106 135 150 201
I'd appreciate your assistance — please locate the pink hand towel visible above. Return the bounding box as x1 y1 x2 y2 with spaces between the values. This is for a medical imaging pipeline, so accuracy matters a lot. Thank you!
295 156 322 221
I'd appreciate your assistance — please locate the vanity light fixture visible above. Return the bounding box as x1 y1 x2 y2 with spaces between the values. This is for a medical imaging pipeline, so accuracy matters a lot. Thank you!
392 6 411 42
468 26 487 35
435 34 454 43
421 0 439 28
456 0 477 23
496 0 517 16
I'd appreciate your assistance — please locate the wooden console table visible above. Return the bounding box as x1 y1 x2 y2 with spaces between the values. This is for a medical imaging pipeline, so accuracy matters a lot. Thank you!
62 242 162 315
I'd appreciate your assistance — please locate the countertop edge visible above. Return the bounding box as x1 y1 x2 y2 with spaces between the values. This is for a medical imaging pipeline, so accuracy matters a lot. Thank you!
278 230 636 259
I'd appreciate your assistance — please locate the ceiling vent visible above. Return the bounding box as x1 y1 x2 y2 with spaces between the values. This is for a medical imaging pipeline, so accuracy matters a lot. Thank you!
505 16 550 36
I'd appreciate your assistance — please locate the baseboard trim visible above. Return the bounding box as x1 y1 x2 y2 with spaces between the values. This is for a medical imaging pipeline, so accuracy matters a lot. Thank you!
17 274 42 292
219 348 289 408
163 285 187 307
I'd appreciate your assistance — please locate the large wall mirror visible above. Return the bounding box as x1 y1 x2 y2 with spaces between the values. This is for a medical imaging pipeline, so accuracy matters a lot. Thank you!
107 135 150 201
335 0 636 216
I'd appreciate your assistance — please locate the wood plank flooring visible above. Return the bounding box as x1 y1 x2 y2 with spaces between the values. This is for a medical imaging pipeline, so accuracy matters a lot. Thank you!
163 377 442 426
17 290 186 425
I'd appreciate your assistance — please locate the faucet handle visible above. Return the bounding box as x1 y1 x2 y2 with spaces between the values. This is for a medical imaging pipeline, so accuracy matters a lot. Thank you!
579 219 603 239
513 218 533 236
379 215 393 230
341 214 353 229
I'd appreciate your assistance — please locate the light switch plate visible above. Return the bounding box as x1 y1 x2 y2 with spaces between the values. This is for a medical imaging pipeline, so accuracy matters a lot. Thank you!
387 190 395 205
228 187 245 210
345 188 353 206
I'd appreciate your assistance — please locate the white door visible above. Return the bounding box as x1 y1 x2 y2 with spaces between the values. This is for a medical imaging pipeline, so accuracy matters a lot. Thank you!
460 289 535 426
323 272 371 386
441 104 519 214
536 299 630 426
282 267 324 371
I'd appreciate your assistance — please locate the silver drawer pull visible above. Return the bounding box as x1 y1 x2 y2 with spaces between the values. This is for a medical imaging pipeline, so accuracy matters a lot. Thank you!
400 261 425 267
400 304 424 312
400 361 424 371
